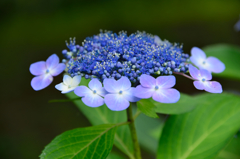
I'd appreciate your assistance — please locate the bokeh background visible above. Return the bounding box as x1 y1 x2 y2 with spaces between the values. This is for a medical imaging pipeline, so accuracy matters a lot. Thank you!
1 0 240 158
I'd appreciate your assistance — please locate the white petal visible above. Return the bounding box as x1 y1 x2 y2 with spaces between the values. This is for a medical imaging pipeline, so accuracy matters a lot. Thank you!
61 86 78 94
63 75 72 85
71 75 81 87
55 83 68 92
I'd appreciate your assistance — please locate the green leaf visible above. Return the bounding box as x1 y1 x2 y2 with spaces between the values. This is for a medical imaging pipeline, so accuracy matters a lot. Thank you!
135 112 166 153
66 78 135 159
137 99 159 118
107 152 126 159
40 124 117 159
154 93 197 114
157 93 240 159
203 44 240 81
216 135 240 159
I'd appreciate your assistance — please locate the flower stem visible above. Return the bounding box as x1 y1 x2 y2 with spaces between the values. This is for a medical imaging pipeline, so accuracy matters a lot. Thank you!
127 102 142 159
173 72 195 80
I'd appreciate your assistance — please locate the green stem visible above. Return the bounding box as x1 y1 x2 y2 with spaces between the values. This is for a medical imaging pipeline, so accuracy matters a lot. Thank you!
127 102 142 159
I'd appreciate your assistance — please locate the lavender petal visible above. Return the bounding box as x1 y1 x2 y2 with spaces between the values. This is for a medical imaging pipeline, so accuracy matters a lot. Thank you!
139 74 156 88
46 54 59 70
74 86 92 97
82 94 104 107
152 88 180 103
50 63 66 76
190 47 206 67
204 81 223 93
29 61 46 76
193 81 205 90
199 69 212 80
31 74 53 91
156 75 176 88
104 94 130 111
205 57 225 73
189 64 200 80
133 85 154 99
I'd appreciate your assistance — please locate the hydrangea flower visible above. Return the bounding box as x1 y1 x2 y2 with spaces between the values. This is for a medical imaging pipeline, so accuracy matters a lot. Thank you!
189 64 222 93
134 74 180 103
55 75 81 93
30 31 225 112
190 47 225 73
63 31 189 83
103 77 140 111
74 78 107 107
30 54 65 90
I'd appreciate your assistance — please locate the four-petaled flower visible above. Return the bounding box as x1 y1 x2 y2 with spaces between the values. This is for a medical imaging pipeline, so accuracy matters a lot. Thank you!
74 78 107 107
189 64 222 93
55 75 81 93
30 54 65 91
103 77 140 111
134 74 180 103
190 47 225 73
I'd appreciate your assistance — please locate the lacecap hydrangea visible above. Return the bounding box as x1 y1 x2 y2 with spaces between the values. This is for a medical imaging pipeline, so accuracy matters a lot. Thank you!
30 30 225 111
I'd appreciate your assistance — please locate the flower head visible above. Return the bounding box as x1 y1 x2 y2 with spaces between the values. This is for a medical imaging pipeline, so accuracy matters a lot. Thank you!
190 47 225 73
103 76 140 111
74 78 106 107
63 31 189 83
189 64 222 93
134 74 180 103
55 75 81 93
30 54 65 91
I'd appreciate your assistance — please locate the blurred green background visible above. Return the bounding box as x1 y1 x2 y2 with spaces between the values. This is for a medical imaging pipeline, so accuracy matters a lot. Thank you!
1 0 240 158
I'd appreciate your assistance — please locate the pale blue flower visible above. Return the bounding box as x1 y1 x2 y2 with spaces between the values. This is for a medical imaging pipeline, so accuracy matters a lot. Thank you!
74 78 107 107
189 64 222 93
190 47 225 73
134 74 180 103
103 77 140 111
55 75 81 93
30 54 65 91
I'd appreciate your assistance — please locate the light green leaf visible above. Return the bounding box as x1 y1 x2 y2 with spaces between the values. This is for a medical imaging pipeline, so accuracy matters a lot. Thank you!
217 134 240 159
154 93 197 114
157 93 240 159
66 78 135 159
203 44 240 81
40 124 117 159
137 99 159 118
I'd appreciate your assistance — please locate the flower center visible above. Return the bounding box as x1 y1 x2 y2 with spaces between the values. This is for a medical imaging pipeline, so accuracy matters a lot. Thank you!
202 61 206 65
46 69 50 73
155 86 159 90
93 90 97 94
202 78 206 82
119 90 123 94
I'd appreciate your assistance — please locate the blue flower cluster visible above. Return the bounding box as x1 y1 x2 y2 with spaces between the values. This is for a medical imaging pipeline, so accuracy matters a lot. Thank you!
62 31 189 83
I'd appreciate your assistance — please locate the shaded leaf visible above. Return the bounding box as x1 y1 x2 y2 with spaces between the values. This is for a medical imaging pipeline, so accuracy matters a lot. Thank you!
203 44 240 81
107 152 126 159
137 99 159 118
217 133 240 159
154 93 197 114
40 124 116 159
66 78 135 159
135 112 166 153
157 93 240 159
